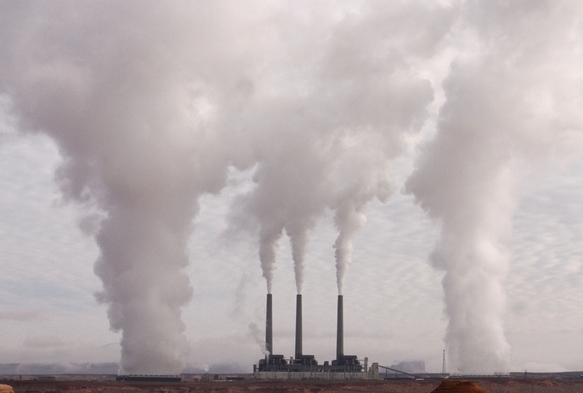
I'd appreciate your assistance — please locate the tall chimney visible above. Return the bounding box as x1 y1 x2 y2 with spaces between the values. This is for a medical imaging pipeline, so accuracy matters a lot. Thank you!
336 294 344 361
295 294 302 359
266 293 273 355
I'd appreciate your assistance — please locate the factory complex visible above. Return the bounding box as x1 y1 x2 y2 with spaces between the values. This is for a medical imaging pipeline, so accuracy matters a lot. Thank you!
253 293 380 380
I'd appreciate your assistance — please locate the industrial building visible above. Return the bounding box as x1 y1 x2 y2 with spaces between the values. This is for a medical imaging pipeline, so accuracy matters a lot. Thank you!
254 294 379 380
115 375 182 382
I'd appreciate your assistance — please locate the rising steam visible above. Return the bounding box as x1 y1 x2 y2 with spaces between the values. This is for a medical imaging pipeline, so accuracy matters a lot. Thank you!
406 1 583 373
248 323 267 355
230 2 444 295
0 1 274 374
3 0 581 375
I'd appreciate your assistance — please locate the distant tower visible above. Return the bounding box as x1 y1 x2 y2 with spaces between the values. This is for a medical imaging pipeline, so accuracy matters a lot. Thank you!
442 349 446 374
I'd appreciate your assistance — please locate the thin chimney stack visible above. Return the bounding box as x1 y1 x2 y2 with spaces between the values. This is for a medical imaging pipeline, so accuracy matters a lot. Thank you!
266 293 273 356
336 294 344 361
295 294 303 359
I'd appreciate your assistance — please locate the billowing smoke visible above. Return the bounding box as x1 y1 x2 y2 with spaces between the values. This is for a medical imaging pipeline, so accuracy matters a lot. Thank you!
230 2 451 295
7 0 578 376
0 1 274 374
329 133 395 295
0 0 454 372
234 127 329 295
406 1 583 374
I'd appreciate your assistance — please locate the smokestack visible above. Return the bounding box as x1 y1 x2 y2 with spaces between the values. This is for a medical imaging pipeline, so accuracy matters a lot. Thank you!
266 293 273 356
295 294 302 359
336 294 344 361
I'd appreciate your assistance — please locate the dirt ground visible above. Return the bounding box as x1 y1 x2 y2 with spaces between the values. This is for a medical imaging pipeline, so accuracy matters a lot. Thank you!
3 378 583 393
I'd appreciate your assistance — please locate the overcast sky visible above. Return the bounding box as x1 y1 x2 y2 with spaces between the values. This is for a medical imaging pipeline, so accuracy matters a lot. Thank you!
0 0 582 375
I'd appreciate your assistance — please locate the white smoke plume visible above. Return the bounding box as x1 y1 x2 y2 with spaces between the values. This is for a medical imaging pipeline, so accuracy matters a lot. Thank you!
0 1 274 374
8 0 578 376
229 1 452 295
248 323 267 356
328 133 396 295
0 1 456 371
406 0 583 374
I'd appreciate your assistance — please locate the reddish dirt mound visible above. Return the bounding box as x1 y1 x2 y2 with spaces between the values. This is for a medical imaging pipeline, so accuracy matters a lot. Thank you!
0 385 14 393
431 380 491 393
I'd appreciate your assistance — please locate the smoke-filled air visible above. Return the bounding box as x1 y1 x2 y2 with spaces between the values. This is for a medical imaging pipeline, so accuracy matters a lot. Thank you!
406 1 583 373
1 0 582 375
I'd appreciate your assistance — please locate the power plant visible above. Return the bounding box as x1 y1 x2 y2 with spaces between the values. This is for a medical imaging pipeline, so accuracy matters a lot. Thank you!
254 294 377 380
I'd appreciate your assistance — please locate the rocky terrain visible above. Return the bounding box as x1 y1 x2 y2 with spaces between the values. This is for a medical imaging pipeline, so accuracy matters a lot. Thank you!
2 379 583 393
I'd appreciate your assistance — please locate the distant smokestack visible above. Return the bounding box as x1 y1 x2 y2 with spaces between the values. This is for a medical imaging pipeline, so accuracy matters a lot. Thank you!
295 294 302 359
336 295 344 361
266 293 273 355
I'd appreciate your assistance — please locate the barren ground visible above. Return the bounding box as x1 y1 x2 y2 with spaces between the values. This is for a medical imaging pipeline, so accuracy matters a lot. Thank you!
3 379 583 393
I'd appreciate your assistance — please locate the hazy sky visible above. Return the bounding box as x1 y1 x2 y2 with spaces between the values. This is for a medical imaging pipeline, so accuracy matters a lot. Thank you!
0 0 582 374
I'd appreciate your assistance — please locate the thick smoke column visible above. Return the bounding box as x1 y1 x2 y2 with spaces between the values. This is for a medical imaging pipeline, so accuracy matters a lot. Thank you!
406 0 583 373
231 2 452 296
241 134 328 295
0 1 271 373
3 0 545 374
330 148 391 295
258 228 283 295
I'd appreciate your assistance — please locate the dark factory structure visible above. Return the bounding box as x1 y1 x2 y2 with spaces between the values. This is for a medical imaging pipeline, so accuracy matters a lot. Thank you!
255 293 365 376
